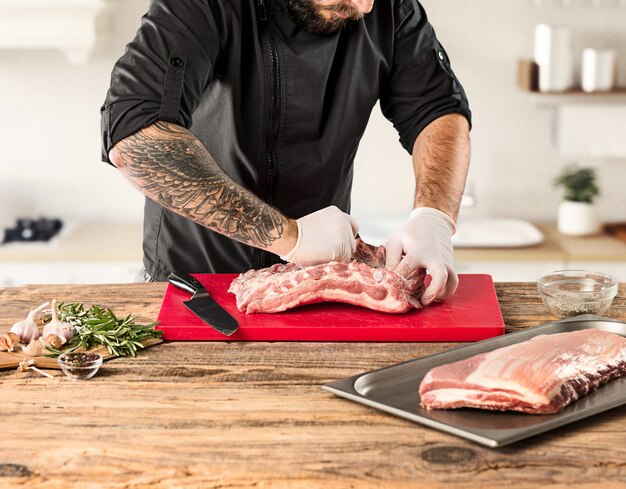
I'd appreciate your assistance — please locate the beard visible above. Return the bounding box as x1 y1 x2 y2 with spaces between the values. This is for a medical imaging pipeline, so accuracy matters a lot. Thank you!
287 0 364 35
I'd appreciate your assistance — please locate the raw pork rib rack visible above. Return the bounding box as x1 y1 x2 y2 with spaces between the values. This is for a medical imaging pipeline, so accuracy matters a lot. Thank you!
228 240 426 314
419 329 626 414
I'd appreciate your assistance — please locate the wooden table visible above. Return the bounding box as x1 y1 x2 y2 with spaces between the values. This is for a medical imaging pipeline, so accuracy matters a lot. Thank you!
1 282 625 489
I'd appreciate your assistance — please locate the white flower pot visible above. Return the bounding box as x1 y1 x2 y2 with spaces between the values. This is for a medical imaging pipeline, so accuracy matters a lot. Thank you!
557 200 600 236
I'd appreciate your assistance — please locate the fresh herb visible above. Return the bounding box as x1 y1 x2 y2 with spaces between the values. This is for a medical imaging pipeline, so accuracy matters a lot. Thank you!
43 303 161 358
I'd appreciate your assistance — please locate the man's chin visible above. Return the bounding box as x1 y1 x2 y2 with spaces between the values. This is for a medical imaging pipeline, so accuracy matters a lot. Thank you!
287 0 357 35
306 19 348 35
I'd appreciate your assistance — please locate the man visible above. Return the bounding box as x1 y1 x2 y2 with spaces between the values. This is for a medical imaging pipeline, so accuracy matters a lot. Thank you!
101 0 471 305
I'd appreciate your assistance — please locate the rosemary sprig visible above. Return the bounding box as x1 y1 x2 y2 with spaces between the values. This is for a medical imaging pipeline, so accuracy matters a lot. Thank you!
43 302 162 358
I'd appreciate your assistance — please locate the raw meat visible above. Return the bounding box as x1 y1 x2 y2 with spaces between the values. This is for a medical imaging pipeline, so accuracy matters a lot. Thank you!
228 240 426 314
419 329 626 414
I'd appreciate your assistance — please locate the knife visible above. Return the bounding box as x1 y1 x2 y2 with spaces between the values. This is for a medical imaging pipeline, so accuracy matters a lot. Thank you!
167 272 239 336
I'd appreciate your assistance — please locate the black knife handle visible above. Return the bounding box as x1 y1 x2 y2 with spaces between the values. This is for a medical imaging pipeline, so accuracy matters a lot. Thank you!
168 272 207 295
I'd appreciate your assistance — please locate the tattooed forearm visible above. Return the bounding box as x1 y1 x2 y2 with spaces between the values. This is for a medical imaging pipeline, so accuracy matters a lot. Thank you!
412 114 471 221
109 121 297 253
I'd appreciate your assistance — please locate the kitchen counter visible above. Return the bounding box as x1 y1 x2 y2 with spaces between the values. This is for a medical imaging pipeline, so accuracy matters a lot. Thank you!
455 223 626 262
1 282 625 488
0 222 142 262
0 222 144 286
2 222 625 264
454 223 626 281
2 222 626 284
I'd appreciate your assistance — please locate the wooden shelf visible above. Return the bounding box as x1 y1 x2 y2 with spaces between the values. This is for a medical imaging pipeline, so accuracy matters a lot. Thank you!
528 88 626 106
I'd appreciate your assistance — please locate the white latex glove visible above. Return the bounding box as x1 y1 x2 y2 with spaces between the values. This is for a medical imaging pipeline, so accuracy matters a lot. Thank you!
385 207 457 305
281 206 359 267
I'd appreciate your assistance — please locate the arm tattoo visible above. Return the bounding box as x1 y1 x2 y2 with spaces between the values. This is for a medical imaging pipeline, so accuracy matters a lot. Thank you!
111 121 287 249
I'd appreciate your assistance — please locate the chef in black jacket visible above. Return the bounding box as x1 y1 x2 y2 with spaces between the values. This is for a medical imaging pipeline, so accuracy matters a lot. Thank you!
101 0 471 305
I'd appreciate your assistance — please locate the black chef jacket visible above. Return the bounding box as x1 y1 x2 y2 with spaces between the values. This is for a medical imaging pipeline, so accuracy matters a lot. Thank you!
101 0 471 281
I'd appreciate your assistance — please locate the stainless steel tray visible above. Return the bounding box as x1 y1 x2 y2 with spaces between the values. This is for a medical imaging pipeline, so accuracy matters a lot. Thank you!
322 317 626 447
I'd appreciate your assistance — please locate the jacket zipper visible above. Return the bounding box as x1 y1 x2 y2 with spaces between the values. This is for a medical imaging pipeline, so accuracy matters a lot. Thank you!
258 0 281 269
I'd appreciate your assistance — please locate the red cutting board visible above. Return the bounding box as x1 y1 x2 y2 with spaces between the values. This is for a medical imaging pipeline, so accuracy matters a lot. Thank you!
156 273 504 342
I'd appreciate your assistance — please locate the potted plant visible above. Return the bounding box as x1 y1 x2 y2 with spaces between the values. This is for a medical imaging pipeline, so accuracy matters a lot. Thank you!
554 165 600 236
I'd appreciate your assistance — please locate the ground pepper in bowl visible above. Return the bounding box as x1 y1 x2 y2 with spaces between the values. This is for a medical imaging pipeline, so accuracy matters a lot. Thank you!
537 270 618 319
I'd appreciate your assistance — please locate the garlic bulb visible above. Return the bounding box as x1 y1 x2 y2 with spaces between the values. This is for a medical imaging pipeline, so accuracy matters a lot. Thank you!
42 299 74 345
10 301 49 343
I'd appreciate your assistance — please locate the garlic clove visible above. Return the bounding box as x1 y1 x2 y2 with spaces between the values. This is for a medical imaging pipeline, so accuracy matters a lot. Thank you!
6 332 20 345
0 334 12 352
44 334 64 349
1 333 19 352
21 339 44 357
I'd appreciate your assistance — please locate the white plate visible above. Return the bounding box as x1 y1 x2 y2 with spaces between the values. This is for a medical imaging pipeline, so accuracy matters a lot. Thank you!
452 218 544 248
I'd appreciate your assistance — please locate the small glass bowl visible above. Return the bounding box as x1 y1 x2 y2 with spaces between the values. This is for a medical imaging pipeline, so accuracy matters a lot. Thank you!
537 270 618 318
57 352 103 380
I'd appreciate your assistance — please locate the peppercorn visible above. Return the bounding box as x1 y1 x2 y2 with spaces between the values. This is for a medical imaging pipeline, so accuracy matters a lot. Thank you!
58 352 102 380
59 352 100 367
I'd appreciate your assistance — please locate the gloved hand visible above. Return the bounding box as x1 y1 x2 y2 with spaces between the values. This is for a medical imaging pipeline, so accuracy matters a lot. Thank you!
281 206 359 267
385 207 457 305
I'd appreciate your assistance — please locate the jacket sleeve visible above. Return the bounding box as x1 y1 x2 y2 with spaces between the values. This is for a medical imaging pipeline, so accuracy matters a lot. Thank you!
380 0 471 154
100 0 226 164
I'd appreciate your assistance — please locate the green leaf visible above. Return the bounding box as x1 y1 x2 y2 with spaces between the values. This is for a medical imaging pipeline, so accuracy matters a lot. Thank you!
554 165 600 203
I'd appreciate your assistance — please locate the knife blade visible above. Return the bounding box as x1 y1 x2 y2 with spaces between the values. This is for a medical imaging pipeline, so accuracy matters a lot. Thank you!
167 272 239 336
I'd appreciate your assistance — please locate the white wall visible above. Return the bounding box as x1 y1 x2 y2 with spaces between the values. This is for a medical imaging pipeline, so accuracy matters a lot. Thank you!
353 0 626 227
0 0 625 229
0 0 148 225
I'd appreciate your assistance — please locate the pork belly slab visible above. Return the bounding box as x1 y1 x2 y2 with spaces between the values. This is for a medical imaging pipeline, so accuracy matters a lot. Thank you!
228 240 426 314
419 330 626 414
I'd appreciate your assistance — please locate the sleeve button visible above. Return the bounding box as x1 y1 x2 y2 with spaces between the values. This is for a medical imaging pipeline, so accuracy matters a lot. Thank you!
438 51 445 61
170 57 184 68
